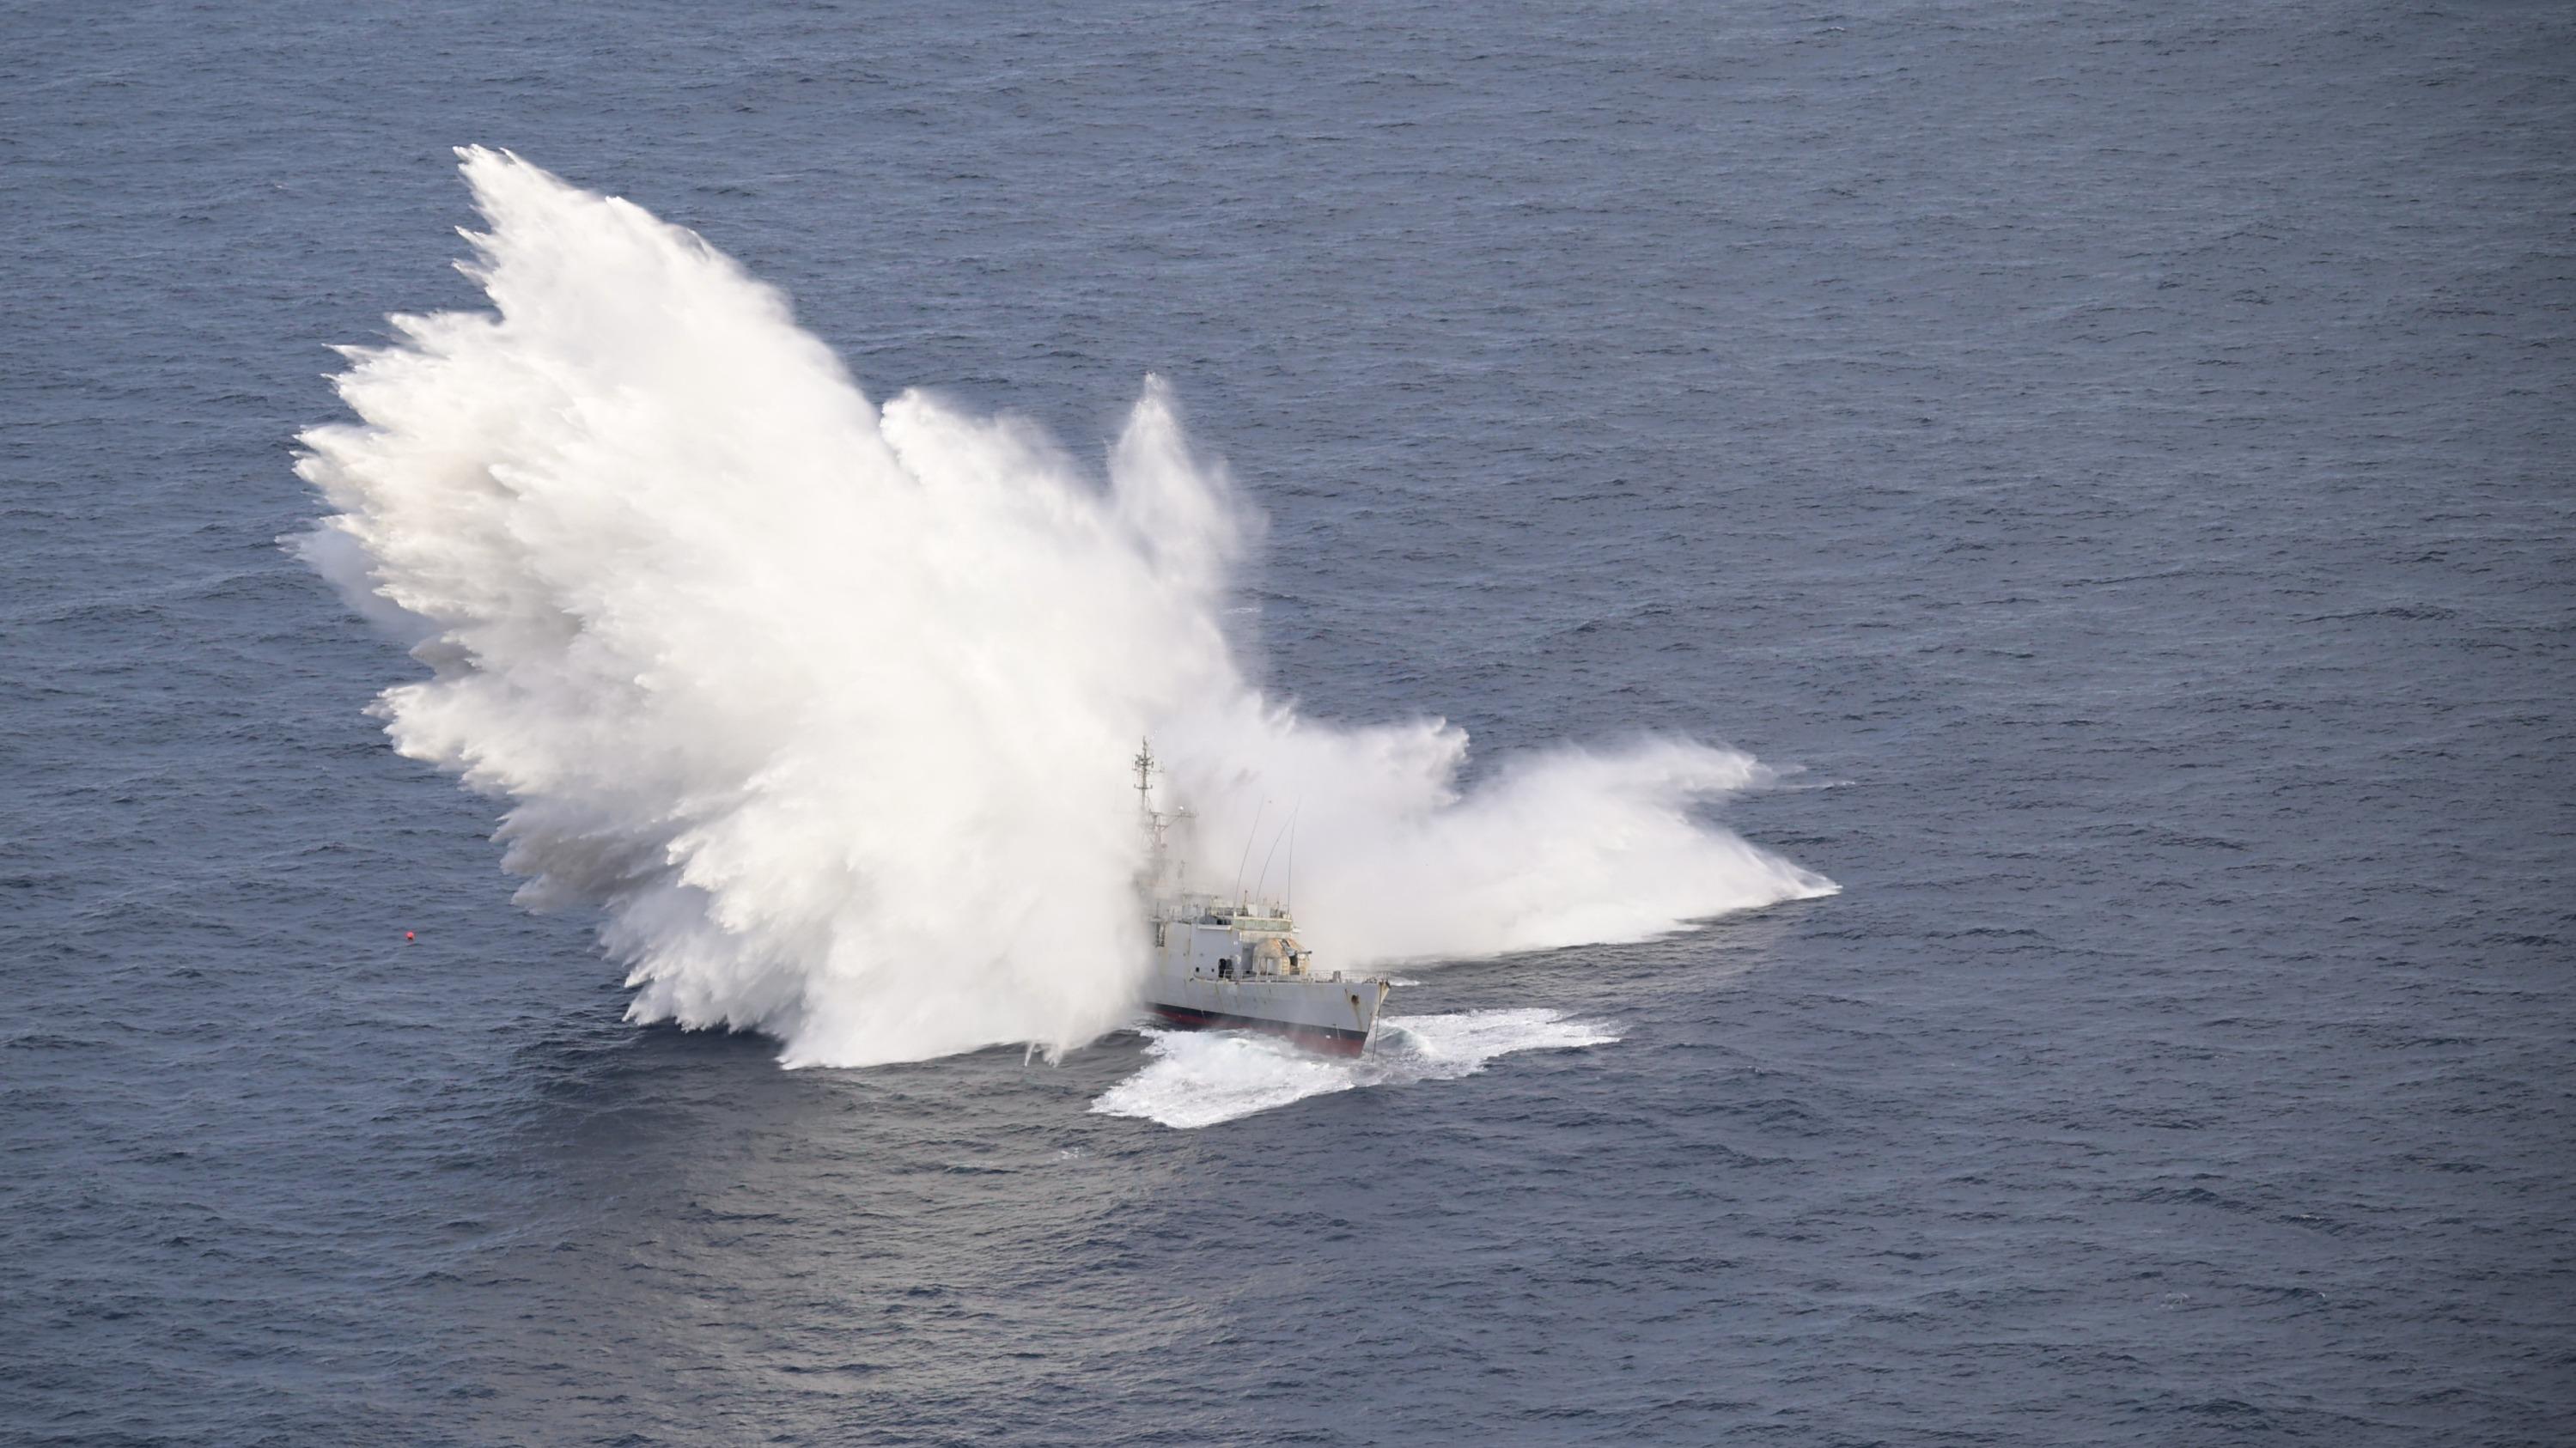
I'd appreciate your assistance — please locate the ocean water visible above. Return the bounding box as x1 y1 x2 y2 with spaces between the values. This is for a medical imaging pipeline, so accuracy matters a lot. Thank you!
5 2 2573 1444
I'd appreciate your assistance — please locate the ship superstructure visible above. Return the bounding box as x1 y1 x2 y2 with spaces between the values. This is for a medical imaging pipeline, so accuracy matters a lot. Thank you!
1132 742 1392 1056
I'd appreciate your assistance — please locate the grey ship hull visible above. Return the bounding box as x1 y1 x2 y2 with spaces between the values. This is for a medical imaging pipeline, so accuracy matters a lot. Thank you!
1144 972 1392 1056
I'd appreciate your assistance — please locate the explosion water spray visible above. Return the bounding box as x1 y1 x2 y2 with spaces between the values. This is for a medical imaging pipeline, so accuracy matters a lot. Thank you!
295 149 1834 1068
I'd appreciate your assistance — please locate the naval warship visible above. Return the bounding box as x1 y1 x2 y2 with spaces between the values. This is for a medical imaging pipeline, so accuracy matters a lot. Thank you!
1131 742 1392 1056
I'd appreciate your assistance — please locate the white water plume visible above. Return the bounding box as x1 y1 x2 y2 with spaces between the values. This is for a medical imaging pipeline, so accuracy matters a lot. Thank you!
294 148 1834 1068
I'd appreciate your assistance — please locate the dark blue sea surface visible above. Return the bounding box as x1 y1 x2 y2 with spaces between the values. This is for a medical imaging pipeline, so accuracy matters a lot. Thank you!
6 2 2573 1443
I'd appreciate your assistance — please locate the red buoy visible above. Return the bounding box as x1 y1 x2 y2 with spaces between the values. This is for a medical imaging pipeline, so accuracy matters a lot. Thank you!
405 931 416 941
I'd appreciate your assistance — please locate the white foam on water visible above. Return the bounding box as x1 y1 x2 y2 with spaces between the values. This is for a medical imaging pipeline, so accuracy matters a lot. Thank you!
1088 1009 1622 1129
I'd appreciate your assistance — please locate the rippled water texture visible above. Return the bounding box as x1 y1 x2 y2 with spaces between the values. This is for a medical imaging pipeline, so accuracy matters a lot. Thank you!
5 2 2572 1444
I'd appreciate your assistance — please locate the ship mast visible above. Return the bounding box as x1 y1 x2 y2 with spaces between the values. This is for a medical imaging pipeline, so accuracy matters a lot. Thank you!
1135 739 1169 887
1134 737 1199 907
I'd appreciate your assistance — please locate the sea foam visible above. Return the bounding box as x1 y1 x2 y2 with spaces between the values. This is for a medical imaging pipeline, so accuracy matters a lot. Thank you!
1090 1010 1624 1129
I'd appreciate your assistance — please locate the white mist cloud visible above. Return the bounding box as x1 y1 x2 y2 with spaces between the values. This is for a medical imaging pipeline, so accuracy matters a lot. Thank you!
295 148 1833 1068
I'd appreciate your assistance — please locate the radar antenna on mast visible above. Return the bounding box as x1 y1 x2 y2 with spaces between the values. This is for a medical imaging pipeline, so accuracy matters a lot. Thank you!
1136 739 1175 889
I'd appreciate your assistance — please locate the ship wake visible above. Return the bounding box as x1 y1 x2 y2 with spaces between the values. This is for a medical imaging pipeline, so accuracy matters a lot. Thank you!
1090 1010 1622 1129
294 149 1833 1069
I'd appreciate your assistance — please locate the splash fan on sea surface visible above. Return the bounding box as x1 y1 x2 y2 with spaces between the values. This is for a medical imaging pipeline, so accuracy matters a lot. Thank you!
292 147 1835 1068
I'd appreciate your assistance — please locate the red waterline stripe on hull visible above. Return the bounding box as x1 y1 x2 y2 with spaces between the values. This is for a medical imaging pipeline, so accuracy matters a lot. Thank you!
1147 1003 1371 1056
